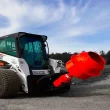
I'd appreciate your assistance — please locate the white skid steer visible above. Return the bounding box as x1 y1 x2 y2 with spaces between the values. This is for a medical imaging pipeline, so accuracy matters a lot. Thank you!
0 32 70 98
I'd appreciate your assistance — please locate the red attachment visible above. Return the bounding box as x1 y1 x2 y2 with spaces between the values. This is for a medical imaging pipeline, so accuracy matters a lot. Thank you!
66 51 106 79
53 74 72 87
53 51 106 87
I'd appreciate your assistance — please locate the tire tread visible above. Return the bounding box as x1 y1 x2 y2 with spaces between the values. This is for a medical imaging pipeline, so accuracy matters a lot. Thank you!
0 69 20 98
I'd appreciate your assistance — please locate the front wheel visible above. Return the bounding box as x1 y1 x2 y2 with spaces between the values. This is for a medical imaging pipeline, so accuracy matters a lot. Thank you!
0 69 20 98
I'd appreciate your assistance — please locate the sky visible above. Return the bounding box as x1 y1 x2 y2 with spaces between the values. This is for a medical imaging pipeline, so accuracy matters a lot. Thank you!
0 0 110 54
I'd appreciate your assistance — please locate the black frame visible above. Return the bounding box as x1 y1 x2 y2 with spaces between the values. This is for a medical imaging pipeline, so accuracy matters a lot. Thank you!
0 32 48 58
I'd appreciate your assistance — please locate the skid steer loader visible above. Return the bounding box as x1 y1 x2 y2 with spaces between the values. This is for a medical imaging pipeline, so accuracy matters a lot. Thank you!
0 32 70 98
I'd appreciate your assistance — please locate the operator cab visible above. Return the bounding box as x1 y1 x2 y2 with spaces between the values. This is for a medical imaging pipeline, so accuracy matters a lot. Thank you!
19 33 49 69
0 32 49 69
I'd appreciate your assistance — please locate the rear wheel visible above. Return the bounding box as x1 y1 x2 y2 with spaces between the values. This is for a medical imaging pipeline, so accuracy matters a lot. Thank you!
0 69 20 98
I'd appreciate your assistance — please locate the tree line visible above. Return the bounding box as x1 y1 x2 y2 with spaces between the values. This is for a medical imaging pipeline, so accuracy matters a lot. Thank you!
50 50 110 65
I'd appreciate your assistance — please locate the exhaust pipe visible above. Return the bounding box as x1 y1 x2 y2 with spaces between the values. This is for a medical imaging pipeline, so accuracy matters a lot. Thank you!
53 51 106 87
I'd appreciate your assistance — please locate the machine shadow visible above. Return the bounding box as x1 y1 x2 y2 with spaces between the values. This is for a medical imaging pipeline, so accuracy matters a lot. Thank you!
59 84 110 97
16 71 110 99
16 92 58 99
16 83 110 99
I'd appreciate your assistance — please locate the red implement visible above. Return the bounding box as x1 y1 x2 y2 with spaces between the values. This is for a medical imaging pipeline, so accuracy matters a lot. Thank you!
53 51 106 87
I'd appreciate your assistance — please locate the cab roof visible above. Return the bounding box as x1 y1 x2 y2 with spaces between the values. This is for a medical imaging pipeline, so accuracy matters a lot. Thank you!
0 32 47 41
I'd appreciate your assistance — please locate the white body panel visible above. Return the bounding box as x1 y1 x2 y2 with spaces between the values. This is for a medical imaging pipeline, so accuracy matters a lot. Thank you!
0 53 64 93
0 53 30 93
49 58 63 73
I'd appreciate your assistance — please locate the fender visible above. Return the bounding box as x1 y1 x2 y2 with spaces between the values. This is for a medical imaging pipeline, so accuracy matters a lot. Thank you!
0 52 30 93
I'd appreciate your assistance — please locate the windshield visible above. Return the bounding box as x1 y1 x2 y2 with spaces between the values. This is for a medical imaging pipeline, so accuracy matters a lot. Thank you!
19 35 48 69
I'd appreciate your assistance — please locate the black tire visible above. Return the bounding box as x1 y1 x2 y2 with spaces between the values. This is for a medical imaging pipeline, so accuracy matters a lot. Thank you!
0 69 20 98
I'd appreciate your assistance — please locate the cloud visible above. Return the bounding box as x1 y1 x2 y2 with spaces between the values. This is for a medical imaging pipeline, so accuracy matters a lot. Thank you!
0 0 66 34
0 0 110 53
0 0 26 35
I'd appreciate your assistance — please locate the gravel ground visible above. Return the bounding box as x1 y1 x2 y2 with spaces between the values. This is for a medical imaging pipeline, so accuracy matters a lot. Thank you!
0 66 110 110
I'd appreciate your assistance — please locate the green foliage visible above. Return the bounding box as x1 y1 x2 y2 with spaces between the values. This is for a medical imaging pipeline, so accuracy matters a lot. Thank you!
50 50 110 65
50 52 78 64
